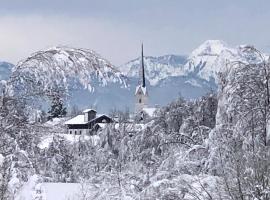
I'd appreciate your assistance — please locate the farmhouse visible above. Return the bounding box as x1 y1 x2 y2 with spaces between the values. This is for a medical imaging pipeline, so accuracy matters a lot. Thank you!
64 109 113 135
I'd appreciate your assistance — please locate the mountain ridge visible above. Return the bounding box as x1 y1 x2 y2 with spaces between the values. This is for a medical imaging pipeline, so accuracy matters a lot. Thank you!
0 40 262 112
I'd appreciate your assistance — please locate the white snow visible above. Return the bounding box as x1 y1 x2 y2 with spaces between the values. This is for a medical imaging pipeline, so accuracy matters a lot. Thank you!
83 108 96 113
121 55 187 86
38 136 54 149
143 107 156 117
64 115 86 125
65 114 110 125
189 40 227 57
41 183 81 200
0 154 4 166
15 175 41 200
14 46 126 95
135 85 147 95
97 123 107 128
39 133 94 149
44 117 67 127
121 40 260 86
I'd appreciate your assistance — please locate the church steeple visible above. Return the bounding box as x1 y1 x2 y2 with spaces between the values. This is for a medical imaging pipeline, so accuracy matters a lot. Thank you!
135 44 148 113
141 43 146 88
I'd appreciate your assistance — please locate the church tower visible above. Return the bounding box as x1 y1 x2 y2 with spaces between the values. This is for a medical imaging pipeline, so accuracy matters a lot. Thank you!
135 44 148 113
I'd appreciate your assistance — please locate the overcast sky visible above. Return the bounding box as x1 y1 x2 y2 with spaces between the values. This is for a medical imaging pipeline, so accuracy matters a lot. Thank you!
0 0 269 65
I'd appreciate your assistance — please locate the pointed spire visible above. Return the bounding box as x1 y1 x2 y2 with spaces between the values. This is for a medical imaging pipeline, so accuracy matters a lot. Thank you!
141 43 146 88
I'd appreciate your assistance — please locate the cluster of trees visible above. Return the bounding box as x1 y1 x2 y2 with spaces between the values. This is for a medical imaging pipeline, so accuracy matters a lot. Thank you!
208 47 270 200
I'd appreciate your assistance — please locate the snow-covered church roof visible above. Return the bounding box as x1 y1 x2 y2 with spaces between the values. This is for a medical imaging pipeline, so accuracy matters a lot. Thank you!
135 85 147 95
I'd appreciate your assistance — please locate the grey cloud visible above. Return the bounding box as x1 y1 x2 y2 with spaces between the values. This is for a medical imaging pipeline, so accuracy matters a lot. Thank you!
0 0 270 65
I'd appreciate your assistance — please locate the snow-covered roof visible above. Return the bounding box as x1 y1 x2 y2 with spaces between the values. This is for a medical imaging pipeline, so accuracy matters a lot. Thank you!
83 108 96 113
64 114 111 125
143 107 157 117
135 85 147 95
64 115 86 125
97 123 107 128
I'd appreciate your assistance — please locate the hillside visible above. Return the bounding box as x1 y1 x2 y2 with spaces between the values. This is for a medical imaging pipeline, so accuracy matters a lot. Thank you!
0 40 263 113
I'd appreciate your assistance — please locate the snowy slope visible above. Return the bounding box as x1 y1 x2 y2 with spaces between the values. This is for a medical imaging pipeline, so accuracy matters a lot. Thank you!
184 40 262 82
120 55 187 86
13 46 127 93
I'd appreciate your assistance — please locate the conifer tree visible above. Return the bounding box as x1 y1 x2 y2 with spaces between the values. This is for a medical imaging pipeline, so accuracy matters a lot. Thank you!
47 94 67 120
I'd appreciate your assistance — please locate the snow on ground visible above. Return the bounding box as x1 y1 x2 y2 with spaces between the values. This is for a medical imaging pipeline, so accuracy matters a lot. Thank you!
38 136 54 149
60 133 91 143
17 181 83 200
41 183 81 200
15 175 42 200
39 133 99 149
143 107 157 117
44 117 68 127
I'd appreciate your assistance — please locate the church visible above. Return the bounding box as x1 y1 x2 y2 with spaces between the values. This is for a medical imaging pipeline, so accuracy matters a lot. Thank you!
134 44 156 118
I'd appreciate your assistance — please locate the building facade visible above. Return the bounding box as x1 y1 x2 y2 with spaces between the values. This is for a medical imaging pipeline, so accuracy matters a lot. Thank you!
65 109 112 135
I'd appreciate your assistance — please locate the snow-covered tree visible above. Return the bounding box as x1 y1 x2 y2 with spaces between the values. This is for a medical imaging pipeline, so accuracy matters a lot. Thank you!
208 46 270 200
47 92 67 120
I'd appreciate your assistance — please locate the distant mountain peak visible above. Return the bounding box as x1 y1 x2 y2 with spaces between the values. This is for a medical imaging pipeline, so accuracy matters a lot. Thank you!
190 40 229 58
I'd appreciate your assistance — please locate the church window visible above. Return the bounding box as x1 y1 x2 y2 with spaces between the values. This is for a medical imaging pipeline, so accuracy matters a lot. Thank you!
139 99 142 103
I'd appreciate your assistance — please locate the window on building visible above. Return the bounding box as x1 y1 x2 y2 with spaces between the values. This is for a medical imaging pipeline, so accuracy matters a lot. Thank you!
69 130 72 134
79 130 82 135
139 99 142 103
75 131 77 135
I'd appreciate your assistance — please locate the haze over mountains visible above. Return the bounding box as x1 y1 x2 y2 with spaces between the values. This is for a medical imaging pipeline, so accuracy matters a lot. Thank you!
0 40 260 112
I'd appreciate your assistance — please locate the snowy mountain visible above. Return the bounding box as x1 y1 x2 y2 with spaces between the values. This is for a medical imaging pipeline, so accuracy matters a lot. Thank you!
184 40 263 82
185 40 230 81
13 46 126 93
120 55 187 86
121 40 238 85
0 40 263 113
8 47 129 112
